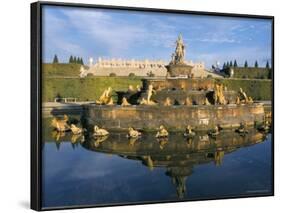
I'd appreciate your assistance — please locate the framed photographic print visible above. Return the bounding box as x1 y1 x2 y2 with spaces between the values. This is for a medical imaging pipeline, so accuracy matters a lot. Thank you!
31 1 274 211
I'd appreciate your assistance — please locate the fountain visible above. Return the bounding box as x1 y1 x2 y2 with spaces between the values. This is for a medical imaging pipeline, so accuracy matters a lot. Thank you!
83 35 265 131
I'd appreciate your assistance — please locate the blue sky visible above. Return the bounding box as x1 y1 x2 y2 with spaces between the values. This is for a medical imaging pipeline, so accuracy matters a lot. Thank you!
42 5 272 68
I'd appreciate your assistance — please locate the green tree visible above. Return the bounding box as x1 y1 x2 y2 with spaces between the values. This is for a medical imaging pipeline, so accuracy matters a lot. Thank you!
254 60 259 68
244 60 248 68
234 60 238 67
80 58 84 65
73 56 77 64
128 73 135 77
77 57 81 64
266 61 270 69
69 55 73 63
229 61 233 67
53 54 59 64
226 61 229 67
223 62 226 69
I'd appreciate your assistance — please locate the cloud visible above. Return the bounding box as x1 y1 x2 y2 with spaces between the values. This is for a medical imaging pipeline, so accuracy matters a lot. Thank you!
42 6 272 68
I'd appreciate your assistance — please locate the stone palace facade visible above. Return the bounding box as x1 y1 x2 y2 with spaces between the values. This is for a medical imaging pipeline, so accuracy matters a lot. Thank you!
80 57 207 77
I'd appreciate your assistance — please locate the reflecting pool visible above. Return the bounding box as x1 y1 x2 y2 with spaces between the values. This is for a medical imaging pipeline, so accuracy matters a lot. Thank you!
42 121 273 208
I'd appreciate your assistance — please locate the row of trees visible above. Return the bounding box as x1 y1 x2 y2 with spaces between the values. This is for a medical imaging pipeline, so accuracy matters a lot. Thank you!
52 54 84 65
68 55 84 65
223 60 270 69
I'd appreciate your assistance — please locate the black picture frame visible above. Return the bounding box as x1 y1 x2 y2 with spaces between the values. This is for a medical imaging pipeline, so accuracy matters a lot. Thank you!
31 1 274 211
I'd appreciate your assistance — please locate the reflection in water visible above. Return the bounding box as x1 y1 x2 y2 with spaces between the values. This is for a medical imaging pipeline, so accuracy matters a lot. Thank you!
81 129 266 199
42 121 272 208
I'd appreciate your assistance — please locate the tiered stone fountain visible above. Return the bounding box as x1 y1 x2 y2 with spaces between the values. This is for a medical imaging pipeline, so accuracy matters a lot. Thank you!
83 35 265 131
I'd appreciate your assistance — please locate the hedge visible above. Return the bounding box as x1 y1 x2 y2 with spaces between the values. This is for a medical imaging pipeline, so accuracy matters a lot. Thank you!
42 77 272 102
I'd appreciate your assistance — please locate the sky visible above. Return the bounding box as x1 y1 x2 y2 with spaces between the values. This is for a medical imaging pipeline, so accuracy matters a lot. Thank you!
42 5 272 68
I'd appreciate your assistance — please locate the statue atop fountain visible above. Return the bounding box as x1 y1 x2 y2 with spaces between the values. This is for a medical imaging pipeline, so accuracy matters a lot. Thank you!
167 34 193 77
171 34 186 65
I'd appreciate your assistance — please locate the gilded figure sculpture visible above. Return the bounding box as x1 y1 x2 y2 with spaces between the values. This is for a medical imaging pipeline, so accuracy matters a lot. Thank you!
51 115 70 132
70 124 83 135
127 127 141 138
164 97 172 106
96 87 112 105
156 125 169 138
183 97 192 106
121 97 131 106
184 125 195 137
93 125 109 137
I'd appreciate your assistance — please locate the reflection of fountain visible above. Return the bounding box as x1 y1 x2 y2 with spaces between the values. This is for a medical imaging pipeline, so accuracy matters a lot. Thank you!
166 167 192 199
80 128 267 199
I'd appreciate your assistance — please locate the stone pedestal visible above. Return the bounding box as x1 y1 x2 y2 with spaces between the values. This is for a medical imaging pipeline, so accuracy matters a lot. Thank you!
166 64 194 77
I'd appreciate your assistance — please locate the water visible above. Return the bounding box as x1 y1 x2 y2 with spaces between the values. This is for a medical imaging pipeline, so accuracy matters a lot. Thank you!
42 124 273 209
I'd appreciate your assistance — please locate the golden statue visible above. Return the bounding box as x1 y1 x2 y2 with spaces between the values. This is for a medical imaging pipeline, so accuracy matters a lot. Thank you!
106 97 114 105
239 88 248 103
183 97 192 106
51 115 70 132
164 97 172 106
121 97 131 106
213 83 227 105
127 127 141 138
204 98 211 105
139 97 147 105
139 85 157 105
93 125 109 137
128 85 134 92
236 96 240 105
184 125 195 137
96 87 112 105
70 124 83 135
156 125 169 138
136 85 141 92
247 96 254 104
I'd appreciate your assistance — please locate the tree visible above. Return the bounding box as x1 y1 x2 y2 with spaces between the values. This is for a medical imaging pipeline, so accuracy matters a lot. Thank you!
254 60 259 68
53 54 59 64
109 73 117 77
229 61 233 67
69 55 73 63
234 60 238 67
128 73 135 77
77 57 81 64
73 56 77 64
226 61 230 67
80 58 84 65
223 62 226 69
266 61 270 69
244 60 248 68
